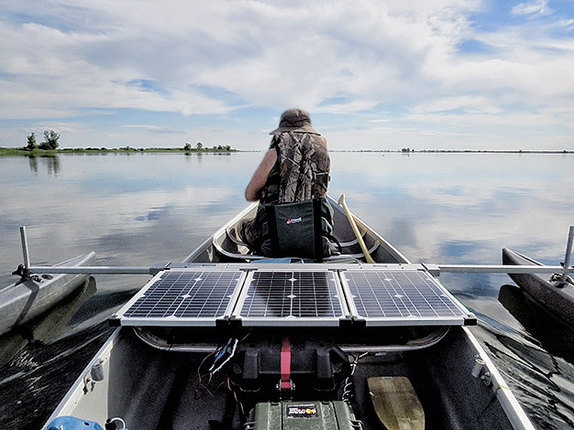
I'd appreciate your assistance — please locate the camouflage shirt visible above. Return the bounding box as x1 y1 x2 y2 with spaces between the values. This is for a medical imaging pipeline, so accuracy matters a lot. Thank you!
260 131 330 204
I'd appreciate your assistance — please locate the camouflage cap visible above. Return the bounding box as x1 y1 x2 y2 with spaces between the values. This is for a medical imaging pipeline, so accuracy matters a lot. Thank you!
270 108 320 135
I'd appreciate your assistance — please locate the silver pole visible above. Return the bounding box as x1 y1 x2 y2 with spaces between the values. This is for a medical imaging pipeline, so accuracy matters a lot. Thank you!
436 264 569 274
22 263 572 276
26 265 163 275
562 225 574 280
20 226 31 270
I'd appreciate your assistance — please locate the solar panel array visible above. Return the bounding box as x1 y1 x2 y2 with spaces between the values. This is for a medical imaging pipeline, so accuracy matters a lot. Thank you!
115 266 475 327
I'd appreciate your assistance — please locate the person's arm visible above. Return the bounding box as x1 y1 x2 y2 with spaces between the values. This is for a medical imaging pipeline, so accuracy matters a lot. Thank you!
245 148 277 201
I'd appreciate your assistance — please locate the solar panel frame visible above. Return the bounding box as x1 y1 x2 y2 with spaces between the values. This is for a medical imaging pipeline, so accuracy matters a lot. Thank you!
115 268 247 327
232 269 350 326
113 264 475 328
339 268 475 326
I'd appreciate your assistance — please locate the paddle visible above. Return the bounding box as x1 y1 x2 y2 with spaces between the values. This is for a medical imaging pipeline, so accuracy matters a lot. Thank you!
338 194 376 263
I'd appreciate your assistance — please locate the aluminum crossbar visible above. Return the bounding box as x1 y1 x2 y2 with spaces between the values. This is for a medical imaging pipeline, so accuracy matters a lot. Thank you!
25 265 165 275
420 263 572 276
22 263 573 277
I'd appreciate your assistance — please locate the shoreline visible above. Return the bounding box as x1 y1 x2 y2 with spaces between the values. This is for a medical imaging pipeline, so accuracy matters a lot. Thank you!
0 147 239 156
1 147 572 156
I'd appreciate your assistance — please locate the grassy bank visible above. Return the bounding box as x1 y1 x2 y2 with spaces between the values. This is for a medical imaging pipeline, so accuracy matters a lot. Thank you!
0 146 238 156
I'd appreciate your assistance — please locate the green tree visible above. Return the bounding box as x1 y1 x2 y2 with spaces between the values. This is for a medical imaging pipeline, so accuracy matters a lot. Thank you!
196 142 203 151
39 130 60 150
184 142 192 151
26 132 37 150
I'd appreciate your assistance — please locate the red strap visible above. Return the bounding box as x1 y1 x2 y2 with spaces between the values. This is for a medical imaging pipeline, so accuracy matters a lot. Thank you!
280 335 292 391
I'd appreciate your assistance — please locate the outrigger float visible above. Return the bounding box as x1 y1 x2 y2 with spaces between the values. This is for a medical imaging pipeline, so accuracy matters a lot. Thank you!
22 196 571 430
0 227 94 337
502 226 574 326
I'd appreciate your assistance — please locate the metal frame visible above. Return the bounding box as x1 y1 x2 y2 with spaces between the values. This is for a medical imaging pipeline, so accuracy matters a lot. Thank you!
113 264 476 328
133 325 452 354
16 224 574 277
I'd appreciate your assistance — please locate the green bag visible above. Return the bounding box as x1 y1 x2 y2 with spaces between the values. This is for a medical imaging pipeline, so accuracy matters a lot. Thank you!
261 198 336 260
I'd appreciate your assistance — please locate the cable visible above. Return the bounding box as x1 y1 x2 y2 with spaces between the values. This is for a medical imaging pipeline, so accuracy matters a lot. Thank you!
342 352 369 404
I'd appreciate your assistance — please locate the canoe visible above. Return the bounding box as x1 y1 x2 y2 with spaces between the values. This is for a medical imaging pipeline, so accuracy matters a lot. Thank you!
43 197 534 430
502 248 574 326
0 252 95 336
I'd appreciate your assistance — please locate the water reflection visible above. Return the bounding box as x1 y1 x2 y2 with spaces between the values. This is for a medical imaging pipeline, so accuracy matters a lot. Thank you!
27 154 61 175
0 152 573 429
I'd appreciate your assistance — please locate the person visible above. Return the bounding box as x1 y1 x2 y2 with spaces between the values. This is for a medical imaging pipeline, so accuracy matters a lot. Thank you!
240 108 330 254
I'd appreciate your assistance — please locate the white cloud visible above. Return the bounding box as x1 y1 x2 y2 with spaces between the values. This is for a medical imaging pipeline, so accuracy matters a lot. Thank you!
511 0 551 17
0 1 483 115
0 0 573 149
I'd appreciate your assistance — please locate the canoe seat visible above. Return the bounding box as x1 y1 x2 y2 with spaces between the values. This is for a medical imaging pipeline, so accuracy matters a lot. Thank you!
367 376 424 430
217 228 381 263
220 223 381 263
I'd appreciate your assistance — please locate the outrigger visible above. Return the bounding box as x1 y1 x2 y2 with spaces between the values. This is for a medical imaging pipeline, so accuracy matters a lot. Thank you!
0 226 94 337
502 226 574 326
19 196 569 429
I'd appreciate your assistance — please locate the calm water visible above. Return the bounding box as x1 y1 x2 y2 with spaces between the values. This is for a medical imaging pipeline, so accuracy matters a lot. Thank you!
0 151 573 429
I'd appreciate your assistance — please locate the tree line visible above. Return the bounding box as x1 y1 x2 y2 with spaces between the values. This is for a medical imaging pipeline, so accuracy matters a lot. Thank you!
183 142 233 152
21 131 234 152
25 130 60 150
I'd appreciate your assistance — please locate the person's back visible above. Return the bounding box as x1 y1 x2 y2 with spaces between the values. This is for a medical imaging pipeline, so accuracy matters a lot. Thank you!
241 109 331 255
261 128 329 205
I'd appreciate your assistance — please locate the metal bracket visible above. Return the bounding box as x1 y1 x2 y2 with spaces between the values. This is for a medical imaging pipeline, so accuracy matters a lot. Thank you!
421 263 440 276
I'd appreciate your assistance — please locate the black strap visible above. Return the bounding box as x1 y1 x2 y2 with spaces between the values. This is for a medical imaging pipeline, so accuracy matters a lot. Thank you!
266 204 280 256
325 232 342 254
312 198 324 260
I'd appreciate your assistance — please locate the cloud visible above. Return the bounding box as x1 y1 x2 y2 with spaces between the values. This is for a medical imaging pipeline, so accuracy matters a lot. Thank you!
123 125 185 134
0 0 573 149
511 0 552 17
0 1 483 116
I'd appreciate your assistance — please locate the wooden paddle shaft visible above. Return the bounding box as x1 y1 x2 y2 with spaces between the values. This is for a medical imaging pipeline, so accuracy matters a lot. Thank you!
337 194 376 264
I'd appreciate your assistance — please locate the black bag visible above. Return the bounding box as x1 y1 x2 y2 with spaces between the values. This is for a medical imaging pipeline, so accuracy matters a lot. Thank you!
261 197 336 261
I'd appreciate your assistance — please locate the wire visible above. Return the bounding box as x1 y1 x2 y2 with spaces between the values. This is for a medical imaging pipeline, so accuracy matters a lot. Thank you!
342 352 369 404
210 338 238 374
195 350 217 399
228 377 247 419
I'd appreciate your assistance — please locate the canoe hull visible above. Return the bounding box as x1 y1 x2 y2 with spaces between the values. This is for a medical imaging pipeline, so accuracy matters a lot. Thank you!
0 252 95 336
502 248 574 326
43 324 531 430
42 201 534 429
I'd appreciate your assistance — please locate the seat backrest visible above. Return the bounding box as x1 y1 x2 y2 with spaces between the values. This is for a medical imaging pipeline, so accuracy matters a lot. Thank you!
261 198 335 261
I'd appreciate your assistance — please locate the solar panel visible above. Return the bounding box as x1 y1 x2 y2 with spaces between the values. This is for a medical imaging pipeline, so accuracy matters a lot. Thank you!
113 265 474 328
341 269 474 326
233 270 349 326
116 269 246 326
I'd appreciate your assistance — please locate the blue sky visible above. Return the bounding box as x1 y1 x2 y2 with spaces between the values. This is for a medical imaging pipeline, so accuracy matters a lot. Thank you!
1 0 573 151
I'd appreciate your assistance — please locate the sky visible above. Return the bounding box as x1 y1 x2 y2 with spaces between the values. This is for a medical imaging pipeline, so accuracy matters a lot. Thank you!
1 0 574 151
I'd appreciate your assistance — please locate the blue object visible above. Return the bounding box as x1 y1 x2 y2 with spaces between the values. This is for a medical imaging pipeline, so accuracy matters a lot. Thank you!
48 416 104 430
